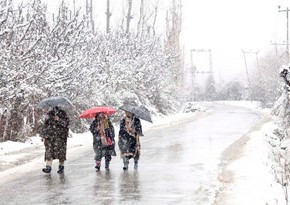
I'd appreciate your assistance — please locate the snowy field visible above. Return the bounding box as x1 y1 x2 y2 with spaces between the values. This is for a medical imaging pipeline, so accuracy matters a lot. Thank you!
0 101 286 204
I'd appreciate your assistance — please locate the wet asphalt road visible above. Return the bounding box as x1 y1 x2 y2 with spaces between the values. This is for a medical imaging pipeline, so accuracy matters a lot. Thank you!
0 103 261 205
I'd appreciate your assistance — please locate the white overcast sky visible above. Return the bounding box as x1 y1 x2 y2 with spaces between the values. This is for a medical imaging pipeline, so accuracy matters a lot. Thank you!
181 0 285 84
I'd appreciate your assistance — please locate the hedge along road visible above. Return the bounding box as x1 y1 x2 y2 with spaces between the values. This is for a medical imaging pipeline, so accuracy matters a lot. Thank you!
0 102 262 205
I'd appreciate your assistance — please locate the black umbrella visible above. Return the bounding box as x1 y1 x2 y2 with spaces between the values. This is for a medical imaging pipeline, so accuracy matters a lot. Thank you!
37 96 73 109
119 104 153 123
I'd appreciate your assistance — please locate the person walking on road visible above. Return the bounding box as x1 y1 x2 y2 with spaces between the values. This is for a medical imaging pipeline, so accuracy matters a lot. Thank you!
40 106 69 174
89 113 116 171
118 110 143 170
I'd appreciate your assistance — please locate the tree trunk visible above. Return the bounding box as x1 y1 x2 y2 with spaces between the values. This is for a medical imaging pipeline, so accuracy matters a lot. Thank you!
164 0 183 98
90 0 94 32
152 4 158 36
106 0 111 33
126 0 132 33
73 0 76 16
137 0 144 37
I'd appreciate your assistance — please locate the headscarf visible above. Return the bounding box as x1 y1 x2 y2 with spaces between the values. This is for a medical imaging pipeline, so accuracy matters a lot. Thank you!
96 113 111 146
124 112 136 136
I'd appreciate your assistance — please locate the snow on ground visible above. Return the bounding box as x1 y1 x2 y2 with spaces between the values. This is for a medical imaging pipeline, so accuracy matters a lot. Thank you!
224 121 284 205
213 107 285 205
0 101 286 204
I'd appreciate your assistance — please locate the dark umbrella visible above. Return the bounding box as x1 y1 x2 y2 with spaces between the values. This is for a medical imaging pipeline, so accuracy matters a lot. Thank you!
79 106 117 118
119 104 153 123
37 96 73 109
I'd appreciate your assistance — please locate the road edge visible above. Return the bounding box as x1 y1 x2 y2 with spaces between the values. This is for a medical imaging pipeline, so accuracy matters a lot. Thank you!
212 109 274 204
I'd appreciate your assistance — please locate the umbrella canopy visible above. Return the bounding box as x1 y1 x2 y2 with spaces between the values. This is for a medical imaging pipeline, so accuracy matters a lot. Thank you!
38 96 73 109
119 104 153 123
79 106 117 118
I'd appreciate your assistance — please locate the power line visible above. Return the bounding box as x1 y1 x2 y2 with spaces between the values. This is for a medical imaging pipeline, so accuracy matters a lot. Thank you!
278 5 290 61
189 49 214 95
190 49 213 74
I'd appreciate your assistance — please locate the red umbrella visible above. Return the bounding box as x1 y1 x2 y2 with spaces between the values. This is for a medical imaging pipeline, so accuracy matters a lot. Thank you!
79 106 117 118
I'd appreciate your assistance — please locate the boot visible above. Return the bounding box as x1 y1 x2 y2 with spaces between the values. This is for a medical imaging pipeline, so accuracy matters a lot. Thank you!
95 160 101 171
42 165 51 173
123 158 129 170
134 160 138 170
57 165 64 174
105 160 110 170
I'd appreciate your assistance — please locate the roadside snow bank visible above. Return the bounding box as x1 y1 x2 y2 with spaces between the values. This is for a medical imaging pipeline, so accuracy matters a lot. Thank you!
0 140 35 155
214 104 285 205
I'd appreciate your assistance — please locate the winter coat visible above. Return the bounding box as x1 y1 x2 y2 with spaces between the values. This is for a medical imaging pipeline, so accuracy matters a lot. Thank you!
89 118 116 161
40 108 69 161
118 116 142 159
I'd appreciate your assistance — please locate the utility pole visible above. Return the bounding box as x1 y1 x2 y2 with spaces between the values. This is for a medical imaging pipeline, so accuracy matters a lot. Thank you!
241 50 254 85
270 41 282 55
255 51 260 78
241 50 259 81
190 49 213 80
191 49 213 72
241 50 251 101
279 6 290 62
241 50 259 101
270 41 290 64
190 49 214 100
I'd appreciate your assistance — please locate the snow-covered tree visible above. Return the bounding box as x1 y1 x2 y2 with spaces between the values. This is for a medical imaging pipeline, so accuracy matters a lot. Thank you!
0 0 50 141
164 0 183 104
215 81 243 101
0 0 183 141
250 51 282 107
